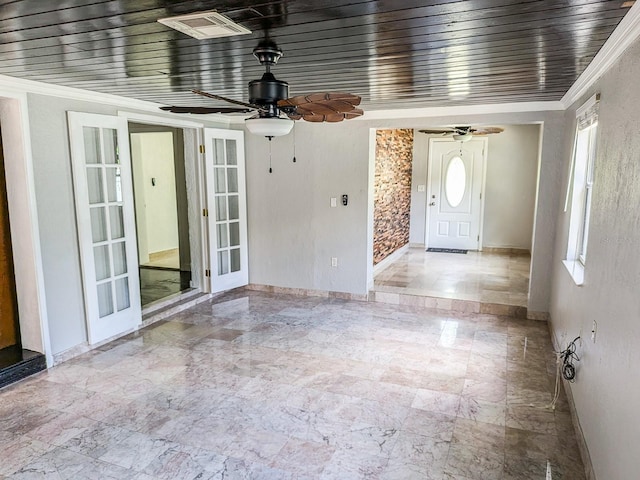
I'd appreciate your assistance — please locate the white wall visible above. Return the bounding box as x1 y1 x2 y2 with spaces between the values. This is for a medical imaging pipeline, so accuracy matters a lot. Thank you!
243 110 565 312
549 36 640 480
131 131 179 256
482 124 540 249
244 122 371 295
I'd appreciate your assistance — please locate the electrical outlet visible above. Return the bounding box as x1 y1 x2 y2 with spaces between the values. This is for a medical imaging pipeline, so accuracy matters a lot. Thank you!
331 257 338 267
591 320 597 343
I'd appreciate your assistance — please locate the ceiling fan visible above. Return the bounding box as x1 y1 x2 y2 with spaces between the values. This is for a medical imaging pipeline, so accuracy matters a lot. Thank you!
160 38 364 138
418 126 504 142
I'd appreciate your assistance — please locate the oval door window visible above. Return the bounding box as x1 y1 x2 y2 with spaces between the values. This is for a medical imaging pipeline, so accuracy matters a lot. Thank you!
445 156 466 207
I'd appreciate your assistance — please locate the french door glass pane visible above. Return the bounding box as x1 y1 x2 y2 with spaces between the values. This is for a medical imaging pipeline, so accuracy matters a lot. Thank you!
115 278 130 311
218 251 229 275
94 245 111 281
83 127 101 164
226 140 237 165
230 248 241 272
217 224 228 248
97 282 114 318
214 139 225 165
103 129 118 164
87 168 104 204
215 167 226 193
112 241 127 276
106 167 122 202
90 207 108 243
229 222 240 247
216 196 227 221
110 206 124 239
228 195 239 220
227 168 238 193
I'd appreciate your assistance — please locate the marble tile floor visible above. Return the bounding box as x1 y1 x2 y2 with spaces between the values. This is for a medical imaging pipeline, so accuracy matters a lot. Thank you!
0 290 585 479
375 248 531 307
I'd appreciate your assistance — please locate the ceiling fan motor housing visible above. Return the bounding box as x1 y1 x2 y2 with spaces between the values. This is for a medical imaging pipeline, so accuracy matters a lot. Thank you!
248 72 289 116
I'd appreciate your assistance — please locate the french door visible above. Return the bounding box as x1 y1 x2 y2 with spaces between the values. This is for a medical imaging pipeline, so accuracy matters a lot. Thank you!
68 112 141 344
427 138 487 250
204 128 248 293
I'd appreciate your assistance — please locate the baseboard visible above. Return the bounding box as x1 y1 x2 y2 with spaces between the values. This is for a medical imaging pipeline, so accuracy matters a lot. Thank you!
549 322 596 480
482 246 531 255
245 284 369 301
373 244 410 274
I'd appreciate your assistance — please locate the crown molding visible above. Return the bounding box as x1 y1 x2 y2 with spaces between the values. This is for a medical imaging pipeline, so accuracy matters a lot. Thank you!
561 2 640 108
359 101 564 121
0 73 231 125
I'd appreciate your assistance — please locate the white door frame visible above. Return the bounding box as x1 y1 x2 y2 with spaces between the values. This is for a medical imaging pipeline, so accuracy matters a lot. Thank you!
424 137 488 250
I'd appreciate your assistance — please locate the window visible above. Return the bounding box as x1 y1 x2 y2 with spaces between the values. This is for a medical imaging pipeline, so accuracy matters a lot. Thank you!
564 94 599 285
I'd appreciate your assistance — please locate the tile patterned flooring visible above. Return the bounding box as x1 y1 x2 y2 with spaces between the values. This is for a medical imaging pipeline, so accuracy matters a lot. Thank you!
0 290 584 479
375 248 531 307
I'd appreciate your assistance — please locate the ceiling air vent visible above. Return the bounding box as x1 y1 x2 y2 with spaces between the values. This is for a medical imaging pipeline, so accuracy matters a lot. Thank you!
157 11 251 40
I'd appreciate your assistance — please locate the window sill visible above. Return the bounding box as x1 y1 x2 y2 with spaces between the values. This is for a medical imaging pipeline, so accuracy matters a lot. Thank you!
563 259 584 286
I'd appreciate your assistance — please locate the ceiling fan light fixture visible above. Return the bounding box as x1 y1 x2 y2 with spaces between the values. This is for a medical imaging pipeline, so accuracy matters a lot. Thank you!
245 117 294 137
452 132 473 142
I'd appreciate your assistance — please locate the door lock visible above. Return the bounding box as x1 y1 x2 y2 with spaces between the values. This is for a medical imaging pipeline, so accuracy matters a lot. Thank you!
429 201 436 206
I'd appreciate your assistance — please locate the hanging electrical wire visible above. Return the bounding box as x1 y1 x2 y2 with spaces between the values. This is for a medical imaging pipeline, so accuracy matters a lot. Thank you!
292 122 297 163
549 336 581 410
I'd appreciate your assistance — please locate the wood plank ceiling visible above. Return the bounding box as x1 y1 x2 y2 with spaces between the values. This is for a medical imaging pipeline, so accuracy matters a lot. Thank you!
0 0 632 111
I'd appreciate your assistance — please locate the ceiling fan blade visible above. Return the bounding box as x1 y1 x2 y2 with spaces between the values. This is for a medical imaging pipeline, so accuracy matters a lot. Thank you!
279 92 361 110
160 106 254 114
191 89 263 112
471 127 505 135
285 111 303 120
279 92 362 122
343 108 364 119
419 129 455 135
300 108 364 123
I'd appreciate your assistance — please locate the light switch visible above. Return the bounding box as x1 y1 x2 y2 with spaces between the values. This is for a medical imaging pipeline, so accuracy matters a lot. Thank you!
417 184 426 192
330 197 337 207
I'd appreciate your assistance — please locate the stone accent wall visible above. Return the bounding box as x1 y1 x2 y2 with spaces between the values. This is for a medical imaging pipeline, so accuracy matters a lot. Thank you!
374 129 413 264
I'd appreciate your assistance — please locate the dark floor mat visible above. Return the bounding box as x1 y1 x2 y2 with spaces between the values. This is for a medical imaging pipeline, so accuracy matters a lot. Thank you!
426 248 468 254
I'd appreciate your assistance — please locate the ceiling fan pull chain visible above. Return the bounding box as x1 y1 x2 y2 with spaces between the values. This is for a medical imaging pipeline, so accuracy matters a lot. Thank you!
292 123 297 163
268 137 273 173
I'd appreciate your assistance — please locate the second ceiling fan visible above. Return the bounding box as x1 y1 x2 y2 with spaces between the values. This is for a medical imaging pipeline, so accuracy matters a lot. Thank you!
419 126 504 142
161 38 364 138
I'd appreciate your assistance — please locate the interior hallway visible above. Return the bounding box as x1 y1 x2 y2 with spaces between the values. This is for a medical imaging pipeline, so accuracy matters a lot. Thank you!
375 248 531 307
0 290 583 479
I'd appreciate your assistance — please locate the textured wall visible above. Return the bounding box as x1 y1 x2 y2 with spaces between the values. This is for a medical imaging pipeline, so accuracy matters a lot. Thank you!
550 35 640 480
374 129 413 264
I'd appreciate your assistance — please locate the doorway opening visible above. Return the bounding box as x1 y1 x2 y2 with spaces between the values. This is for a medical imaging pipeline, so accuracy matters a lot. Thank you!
371 125 540 310
129 123 192 307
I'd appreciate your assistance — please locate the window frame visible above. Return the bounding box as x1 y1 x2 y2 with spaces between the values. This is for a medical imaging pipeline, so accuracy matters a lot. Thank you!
563 93 599 285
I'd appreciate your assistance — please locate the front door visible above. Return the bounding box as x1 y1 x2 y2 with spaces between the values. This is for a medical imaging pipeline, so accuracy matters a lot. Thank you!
204 128 248 293
427 138 486 250
68 112 141 345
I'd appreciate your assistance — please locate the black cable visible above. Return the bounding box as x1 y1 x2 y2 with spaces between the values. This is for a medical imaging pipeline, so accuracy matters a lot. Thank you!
560 336 581 382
